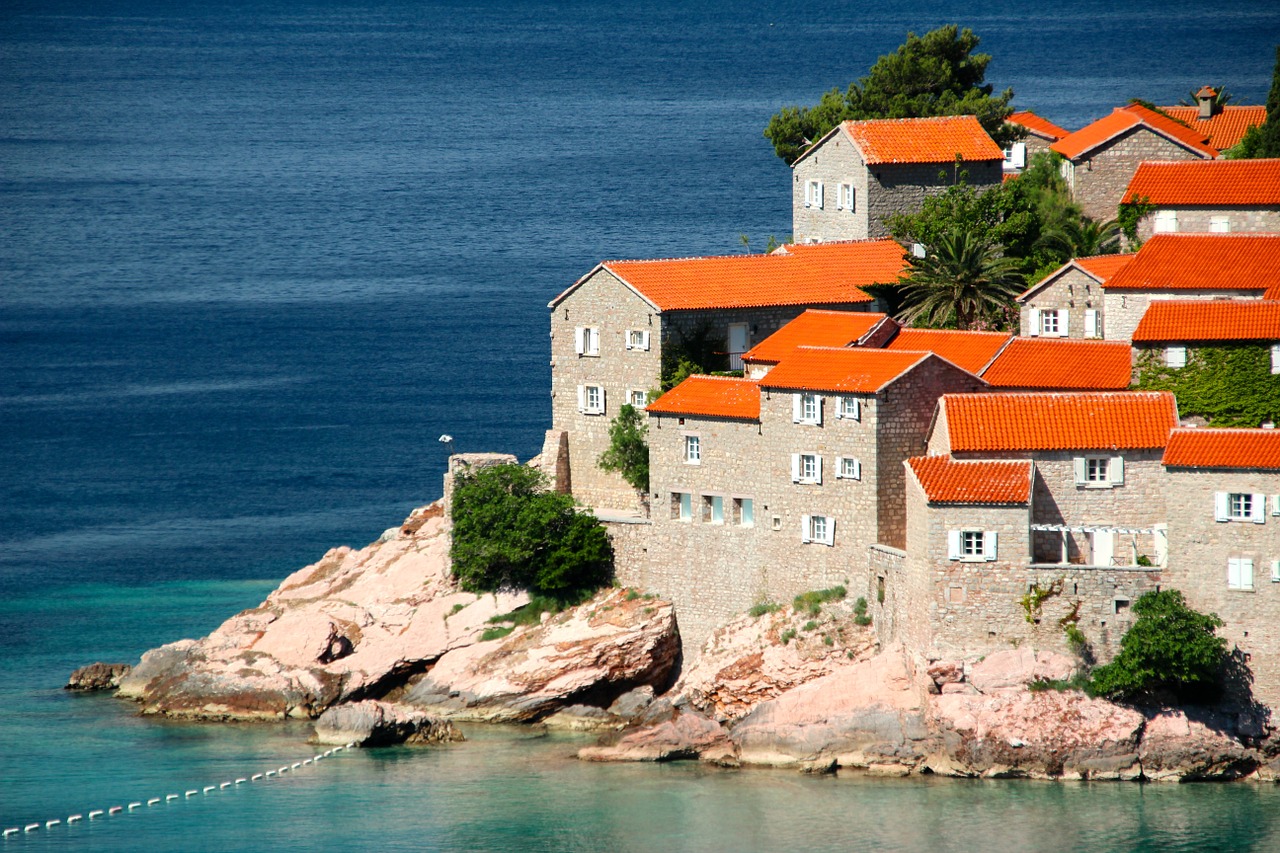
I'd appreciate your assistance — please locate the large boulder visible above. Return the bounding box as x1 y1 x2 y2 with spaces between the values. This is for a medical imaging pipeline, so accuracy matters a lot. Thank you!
579 703 732 763
966 649 1077 694
401 588 679 722
66 662 132 691
1138 709 1259 782
313 700 463 747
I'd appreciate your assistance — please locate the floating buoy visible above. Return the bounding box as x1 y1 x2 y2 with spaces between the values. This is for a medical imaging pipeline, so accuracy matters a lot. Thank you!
108 807 123 814
128 803 141 811
291 763 300 769
302 759 312 766
235 778 247 785
265 771 276 777
146 799 160 806
45 820 60 829
185 790 198 798
68 815 82 824
165 795 178 802
251 774 263 781
3 828 18 837
88 810 103 819
203 786 215 794
23 824 38 833
278 766 289 773
219 782 231 789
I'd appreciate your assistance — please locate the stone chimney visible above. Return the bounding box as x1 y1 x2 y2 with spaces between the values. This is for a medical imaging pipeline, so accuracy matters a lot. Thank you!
1196 85 1218 119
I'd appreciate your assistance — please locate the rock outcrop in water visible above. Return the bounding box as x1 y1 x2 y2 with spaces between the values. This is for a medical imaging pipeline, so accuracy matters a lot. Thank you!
113 502 679 724
66 662 133 691
313 699 463 747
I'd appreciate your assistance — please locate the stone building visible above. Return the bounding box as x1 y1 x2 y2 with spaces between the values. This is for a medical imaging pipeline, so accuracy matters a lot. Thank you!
1161 428 1280 707
1130 300 1280 383
1101 233 1280 343
1005 110 1070 173
1017 254 1135 341
980 338 1133 391
1160 88 1266 154
790 115 1003 244
1121 159 1280 241
547 239 905 508
1050 103 1217 222
740 308 893 379
620 347 985 650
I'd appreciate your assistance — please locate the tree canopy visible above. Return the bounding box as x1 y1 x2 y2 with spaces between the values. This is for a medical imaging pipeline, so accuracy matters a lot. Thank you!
763 25 1018 165
1230 46 1280 159
598 403 650 492
450 464 613 602
896 227 1025 330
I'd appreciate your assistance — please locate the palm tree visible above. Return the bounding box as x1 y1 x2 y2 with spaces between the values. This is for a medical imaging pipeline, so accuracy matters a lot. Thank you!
1035 215 1122 258
897 228 1025 330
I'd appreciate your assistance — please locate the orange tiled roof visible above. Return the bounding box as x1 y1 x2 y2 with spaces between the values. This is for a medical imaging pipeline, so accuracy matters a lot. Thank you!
742 309 888 365
943 391 1179 452
1051 104 1217 160
646 376 760 421
759 346 937 394
882 329 1011 374
1009 110 1069 141
1160 105 1267 152
1104 234 1280 298
1017 253 1136 302
553 239 906 311
981 339 1133 390
835 115 1004 165
1163 428 1280 470
908 455 1033 505
1132 300 1280 343
1122 159 1280 206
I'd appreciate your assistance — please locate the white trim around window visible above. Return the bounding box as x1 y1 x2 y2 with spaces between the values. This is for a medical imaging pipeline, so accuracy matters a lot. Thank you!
683 433 701 465
574 326 600 356
625 329 651 351
835 396 861 420
948 529 998 562
1074 456 1124 488
628 389 648 409
577 384 605 415
1216 492 1266 524
836 456 862 480
804 179 824 209
793 392 822 425
791 452 822 485
800 513 835 546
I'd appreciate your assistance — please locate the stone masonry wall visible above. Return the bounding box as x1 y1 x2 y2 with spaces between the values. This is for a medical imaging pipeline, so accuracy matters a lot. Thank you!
867 159 1002 240
1067 126 1207 222
1018 267 1106 339
792 134 872 243
1135 206 1280 242
1101 289 1263 343
1163 468 1280 708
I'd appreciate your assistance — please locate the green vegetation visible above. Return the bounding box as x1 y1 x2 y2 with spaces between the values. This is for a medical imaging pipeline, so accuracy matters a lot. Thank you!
598 404 650 492
480 625 516 642
1133 345 1280 426
1178 85 1234 109
1020 579 1064 624
802 620 819 632
749 601 782 618
763 25 1017 165
660 321 728 390
1116 196 1154 246
1087 590 1228 701
780 628 798 645
1230 46 1280 159
896 227 1026 330
1028 673 1093 693
450 464 613 602
853 597 873 627
793 585 847 616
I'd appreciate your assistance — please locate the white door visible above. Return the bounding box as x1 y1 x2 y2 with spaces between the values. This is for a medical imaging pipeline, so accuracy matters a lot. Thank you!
728 324 749 371
1090 531 1115 567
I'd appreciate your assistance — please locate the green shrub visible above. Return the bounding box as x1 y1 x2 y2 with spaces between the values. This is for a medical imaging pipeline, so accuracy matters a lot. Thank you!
823 635 835 646
793 585 847 616
450 464 613 602
1028 674 1092 693
802 620 819 632
780 628 797 645
1087 590 1227 701
749 601 781 618
597 405 650 492
480 625 516 642
853 596 873 627
625 589 640 601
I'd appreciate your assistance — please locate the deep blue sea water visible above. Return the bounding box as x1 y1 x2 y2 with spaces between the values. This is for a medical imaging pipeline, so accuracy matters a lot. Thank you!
4 1 1280 848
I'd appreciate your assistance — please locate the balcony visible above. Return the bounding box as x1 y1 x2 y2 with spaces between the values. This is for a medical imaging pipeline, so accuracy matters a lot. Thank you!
1029 523 1167 570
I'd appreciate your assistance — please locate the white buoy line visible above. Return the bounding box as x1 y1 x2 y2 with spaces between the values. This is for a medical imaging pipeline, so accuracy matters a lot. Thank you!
2 743 357 838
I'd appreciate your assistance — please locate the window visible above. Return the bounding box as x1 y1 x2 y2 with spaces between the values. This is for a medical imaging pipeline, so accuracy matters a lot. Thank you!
1154 210 1178 233
1216 492 1266 523
1274 494 1280 516
792 452 822 484
836 457 862 480
684 434 701 465
836 396 861 420
838 183 855 211
1040 309 1064 337
1165 346 1187 369
1272 559 1280 583
574 327 599 356
793 392 822 425
1084 309 1100 339
1003 142 1026 170
671 492 692 522
1209 215 1231 234
577 384 605 415
733 497 754 528
704 495 724 524
629 389 647 409
947 529 997 562
801 514 835 546
1228 557 1255 591
626 329 650 351
1074 456 1123 487
1271 344 1280 375
805 179 824 209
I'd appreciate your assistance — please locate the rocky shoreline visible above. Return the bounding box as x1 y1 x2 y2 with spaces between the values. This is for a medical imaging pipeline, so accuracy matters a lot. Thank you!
83 502 1280 783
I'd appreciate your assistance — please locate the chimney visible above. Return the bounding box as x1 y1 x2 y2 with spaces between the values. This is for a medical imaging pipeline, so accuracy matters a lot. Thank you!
1196 85 1218 119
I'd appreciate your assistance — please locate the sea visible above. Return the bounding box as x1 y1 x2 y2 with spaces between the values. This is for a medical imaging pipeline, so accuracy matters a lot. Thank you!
3 1 1280 849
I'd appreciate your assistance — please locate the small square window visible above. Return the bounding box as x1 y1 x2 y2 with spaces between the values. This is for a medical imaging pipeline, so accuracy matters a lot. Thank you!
629 390 647 409
805 180 823 209
672 492 692 522
626 329 650 351
838 457 860 480
684 434 701 465
961 530 985 558
838 182 855 211
796 453 819 484
733 497 754 528
1166 346 1187 369
1086 458 1110 483
1229 493 1253 520
809 515 827 543
1041 310 1060 336
575 327 600 356
704 495 723 524
837 396 860 420
581 384 605 415
801 393 819 423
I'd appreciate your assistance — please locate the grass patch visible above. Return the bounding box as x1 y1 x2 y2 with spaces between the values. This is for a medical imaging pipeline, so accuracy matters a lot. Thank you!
487 591 593 629
625 589 640 601
853 596 872 627
793 585 847 617
780 628 797 645
447 602 467 618
480 625 516 642
802 620 819 632
749 601 782 618
1028 673 1092 693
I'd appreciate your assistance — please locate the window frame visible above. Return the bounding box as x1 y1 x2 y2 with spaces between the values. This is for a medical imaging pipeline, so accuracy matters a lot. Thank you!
672 491 692 522
836 456 861 480
1040 309 1060 336
1166 346 1187 369
626 329 650 351
683 433 701 465
629 389 648 409
836 396 861 421
733 497 754 528
575 326 600 356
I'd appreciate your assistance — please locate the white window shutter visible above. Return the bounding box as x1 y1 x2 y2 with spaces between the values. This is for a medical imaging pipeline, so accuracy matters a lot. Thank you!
574 327 585 354
1243 558 1255 589
1252 494 1266 523
817 181 824 209
624 331 634 351
814 395 823 426
801 515 812 543
1273 560 1280 582
835 456 846 479
792 394 802 423
1074 457 1087 485
1273 494 1280 516
853 459 862 481
853 399 861 421
1271 344 1280 375
577 385 585 413
1215 492 1229 522
984 532 998 562
1059 314 1070 338
824 517 836 546
814 455 823 485
947 530 961 560
1229 558 1241 588
599 387 606 414
641 330 651 351
1110 456 1125 485
1029 308 1041 337
791 453 801 483
1085 309 1098 338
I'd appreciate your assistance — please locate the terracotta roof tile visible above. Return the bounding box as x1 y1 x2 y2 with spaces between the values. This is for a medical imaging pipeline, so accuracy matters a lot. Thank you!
981 339 1132 390
1009 110 1069 141
560 239 905 311
646 376 759 421
1122 159 1280 206
1104 234 1280 298
836 115 1004 165
943 392 1179 452
882 329 1011 374
1017 254 1135 302
1163 428 1280 470
1131 300 1280 342
1160 105 1267 152
908 455 1033 505
742 309 888 365
759 346 937 394
1051 104 1216 160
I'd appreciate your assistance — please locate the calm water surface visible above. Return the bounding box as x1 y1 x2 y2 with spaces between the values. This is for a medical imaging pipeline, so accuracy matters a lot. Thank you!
4 1 1280 848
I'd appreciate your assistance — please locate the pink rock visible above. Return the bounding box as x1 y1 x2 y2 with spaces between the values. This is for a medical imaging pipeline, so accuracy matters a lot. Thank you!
1138 709 1257 781
967 649 1077 694
927 661 964 686
578 708 730 762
